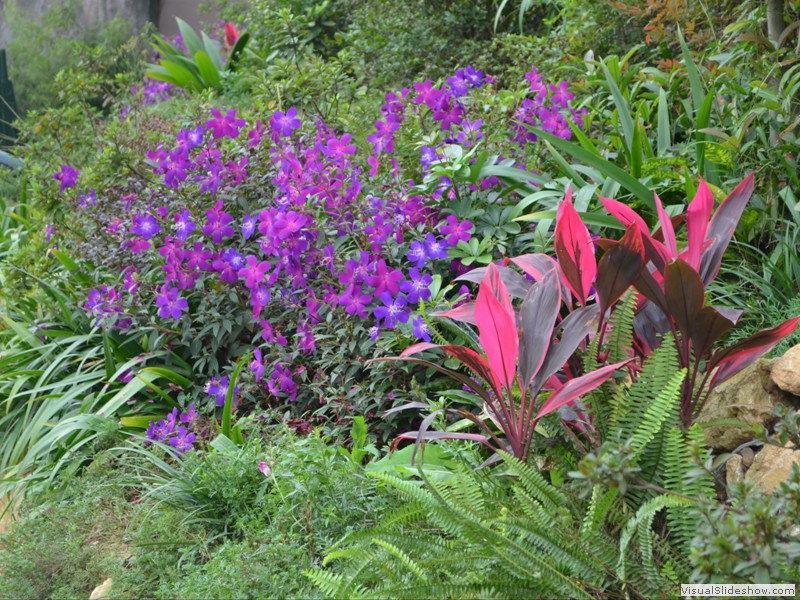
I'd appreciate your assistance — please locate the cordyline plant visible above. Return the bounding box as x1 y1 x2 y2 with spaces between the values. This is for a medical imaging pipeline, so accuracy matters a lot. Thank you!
566 174 800 425
374 220 646 459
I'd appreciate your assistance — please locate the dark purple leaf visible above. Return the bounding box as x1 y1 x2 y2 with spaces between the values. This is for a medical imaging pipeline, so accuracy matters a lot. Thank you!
709 316 800 389
690 306 735 359
664 259 705 338
530 304 601 394
700 174 755 284
595 224 645 314
518 269 562 389
456 265 530 299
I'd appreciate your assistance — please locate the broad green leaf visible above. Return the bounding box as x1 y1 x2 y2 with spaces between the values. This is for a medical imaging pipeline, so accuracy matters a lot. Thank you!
194 49 221 90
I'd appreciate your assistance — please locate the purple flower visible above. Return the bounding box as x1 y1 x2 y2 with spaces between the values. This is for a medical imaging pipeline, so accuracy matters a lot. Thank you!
242 214 256 240
258 461 271 477
439 215 474 246
206 376 238 407
373 292 409 329
146 418 175 443
169 426 197 453
266 363 297 401
324 133 356 160
423 233 448 261
177 126 205 151
270 107 302 138
407 240 428 268
399 268 433 304
131 213 161 240
412 315 432 342
45 224 54 242
155 286 188 319
174 209 195 240
206 109 246 139
54 165 80 192
251 348 265 382
180 403 199 424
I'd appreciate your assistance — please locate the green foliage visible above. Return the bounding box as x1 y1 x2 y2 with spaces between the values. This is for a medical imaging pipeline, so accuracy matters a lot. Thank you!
3 0 136 114
165 536 318 599
308 453 685 598
146 18 251 93
691 465 800 584
0 456 136 599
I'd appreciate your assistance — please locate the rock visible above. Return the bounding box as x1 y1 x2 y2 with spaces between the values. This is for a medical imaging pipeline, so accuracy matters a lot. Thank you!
726 453 745 485
89 578 113 600
697 359 795 451
771 344 800 396
745 444 800 494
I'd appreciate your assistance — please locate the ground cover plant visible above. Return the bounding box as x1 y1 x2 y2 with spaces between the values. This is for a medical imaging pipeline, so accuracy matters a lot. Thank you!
2 0 800 596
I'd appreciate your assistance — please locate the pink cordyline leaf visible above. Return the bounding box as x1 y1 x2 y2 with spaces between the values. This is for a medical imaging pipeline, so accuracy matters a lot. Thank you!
654 192 678 256
510 253 571 303
555 187 596 306
709 316 800 389
430 302 476 325
535 361 630 421
685 178 714 270
399 342 503 399
601 196 649 233
474 263 518 392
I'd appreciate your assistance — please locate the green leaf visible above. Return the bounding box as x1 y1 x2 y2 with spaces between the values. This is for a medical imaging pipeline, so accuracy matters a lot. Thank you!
657 88 671 155
194 49 221 90
678 26 705 112
176 17 204 56
201 31 223 71
601 60 635 154
516 209 625 230
530 128 656 212
227 31 251 72
222 352 250 440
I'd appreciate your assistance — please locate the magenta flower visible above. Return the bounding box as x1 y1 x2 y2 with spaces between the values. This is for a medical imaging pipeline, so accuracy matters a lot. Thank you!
258 461 271 477
367 260 404 296
439 215 474 245
339 285 373 319
205 109 246 139
238 255 271 289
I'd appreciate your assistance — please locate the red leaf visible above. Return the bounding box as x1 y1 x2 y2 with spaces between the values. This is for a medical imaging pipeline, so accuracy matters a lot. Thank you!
536 361 629 421
475 264 519 392
685 178 714 270
601 197 650 232
595 224 645 314
709 316 800 388
700 174 755 284
654 192 678 256
554 187 596 305
518 268 561 390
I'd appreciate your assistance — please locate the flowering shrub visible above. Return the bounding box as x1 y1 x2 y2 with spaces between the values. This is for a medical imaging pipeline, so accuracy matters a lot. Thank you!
44 53 588 434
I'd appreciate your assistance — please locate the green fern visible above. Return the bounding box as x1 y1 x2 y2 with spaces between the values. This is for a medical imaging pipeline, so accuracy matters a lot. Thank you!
307 455 687 599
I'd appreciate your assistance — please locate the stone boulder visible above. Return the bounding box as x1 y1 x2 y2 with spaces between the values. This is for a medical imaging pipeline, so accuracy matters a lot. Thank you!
697 359 796 451
745 444 800 493
771 344 800 397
